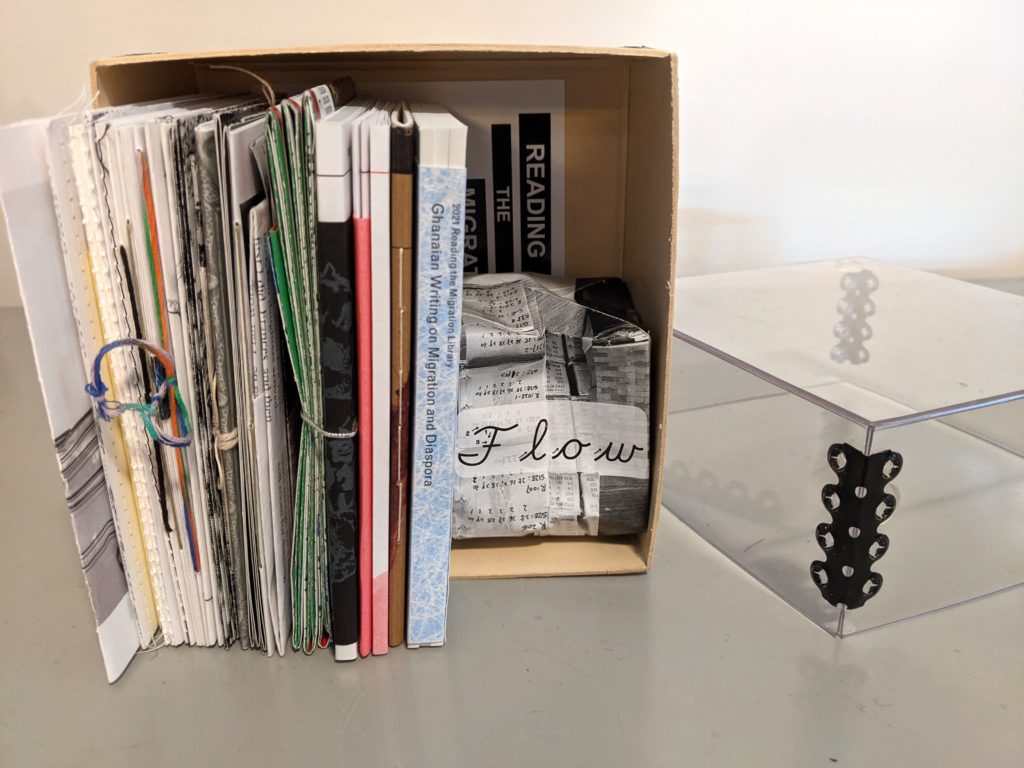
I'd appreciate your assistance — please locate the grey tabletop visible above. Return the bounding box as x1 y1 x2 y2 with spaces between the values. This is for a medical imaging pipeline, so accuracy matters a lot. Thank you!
1 306 1021 768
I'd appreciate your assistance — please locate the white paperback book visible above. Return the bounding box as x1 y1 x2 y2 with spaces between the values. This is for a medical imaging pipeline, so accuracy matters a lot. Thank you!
406 104 468 648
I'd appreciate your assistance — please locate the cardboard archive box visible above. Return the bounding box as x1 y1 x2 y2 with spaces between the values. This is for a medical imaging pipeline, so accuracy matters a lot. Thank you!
88 43 679 579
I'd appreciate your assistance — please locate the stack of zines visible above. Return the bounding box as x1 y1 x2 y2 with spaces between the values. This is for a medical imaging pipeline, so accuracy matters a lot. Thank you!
0 77 468 681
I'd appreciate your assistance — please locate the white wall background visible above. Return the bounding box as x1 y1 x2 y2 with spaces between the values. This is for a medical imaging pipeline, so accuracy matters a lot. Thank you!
2 0 1023 306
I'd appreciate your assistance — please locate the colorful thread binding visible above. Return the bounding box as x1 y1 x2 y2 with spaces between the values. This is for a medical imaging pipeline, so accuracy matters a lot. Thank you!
85 338 193 449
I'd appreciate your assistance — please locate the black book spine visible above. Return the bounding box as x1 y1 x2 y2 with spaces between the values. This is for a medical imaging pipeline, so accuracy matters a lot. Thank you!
464 178 489 274
491 123 515 272
317 218 359 650
517 113 552 274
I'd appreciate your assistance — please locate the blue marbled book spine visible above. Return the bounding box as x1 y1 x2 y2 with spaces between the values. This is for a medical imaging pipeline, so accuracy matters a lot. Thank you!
407 165 467 647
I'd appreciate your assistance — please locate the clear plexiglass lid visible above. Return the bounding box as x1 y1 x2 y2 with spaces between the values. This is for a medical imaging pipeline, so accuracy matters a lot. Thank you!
674 258 1024 427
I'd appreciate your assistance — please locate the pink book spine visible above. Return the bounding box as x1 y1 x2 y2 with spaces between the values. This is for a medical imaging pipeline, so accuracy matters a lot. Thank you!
354 215 373 659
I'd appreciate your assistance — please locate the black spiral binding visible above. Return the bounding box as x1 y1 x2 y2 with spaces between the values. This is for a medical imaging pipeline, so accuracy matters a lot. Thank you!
811 443 903 609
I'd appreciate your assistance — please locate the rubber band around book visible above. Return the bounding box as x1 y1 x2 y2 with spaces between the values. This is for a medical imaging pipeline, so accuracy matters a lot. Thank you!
300 411 358 441
84 337 193 449
208 370 238 490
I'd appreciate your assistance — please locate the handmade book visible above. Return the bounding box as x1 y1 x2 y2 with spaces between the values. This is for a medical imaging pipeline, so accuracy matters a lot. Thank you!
387 104 416 647
195 120 249 647
221 111 295 655
70 105 183 645
267 81 356 654
312 95 367 661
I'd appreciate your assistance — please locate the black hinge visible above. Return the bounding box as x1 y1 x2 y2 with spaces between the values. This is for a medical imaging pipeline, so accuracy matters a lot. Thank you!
811 443 903 609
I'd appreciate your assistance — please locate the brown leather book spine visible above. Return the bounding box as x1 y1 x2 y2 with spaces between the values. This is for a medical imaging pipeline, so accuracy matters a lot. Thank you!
388 113 416 646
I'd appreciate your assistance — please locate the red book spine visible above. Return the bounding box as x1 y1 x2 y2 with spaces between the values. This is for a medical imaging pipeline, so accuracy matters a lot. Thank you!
354 215 373 658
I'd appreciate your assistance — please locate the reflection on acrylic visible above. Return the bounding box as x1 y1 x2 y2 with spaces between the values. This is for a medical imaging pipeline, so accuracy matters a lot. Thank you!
831 268 878 365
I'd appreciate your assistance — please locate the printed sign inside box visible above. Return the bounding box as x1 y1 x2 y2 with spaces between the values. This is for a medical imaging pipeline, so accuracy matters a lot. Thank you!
454 274 651 538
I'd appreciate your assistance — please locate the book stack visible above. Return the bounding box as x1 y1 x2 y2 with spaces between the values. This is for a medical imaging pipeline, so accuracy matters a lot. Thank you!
0 80 473 681
0 45 679 685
